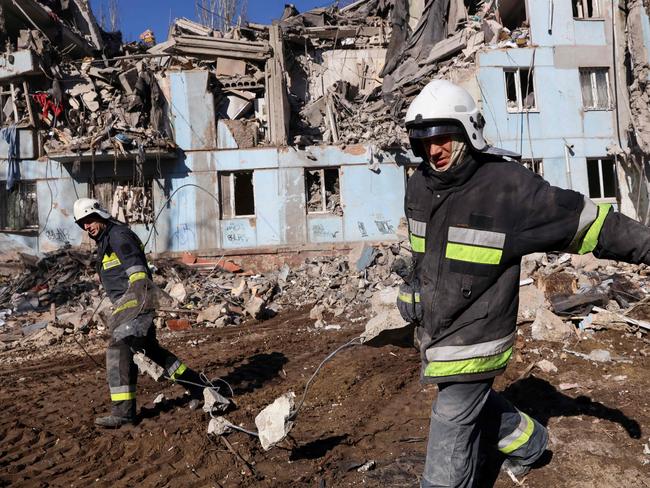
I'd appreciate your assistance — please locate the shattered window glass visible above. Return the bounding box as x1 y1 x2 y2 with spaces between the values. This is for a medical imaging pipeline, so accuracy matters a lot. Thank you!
580 68 611 110
587 158 617 200
573 0 601 18
504 68 536 112
0 181 38 231
219 171 255 218
92 180 154 225
305 168 342 215
521 159 543 176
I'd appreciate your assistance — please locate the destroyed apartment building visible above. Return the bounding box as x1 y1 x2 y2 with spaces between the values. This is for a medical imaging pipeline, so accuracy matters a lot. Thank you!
3 0 650 260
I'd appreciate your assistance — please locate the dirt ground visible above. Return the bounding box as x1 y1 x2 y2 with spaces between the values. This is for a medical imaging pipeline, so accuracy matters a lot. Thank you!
1 307 649 488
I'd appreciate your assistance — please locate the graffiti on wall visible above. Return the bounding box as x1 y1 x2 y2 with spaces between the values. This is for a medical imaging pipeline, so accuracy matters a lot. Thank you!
374 219 395 234
172 223 195 247
224 221 250 244
45 227 71 243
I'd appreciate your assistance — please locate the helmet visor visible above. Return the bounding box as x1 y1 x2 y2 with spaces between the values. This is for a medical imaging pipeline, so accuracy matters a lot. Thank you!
408 124 464 140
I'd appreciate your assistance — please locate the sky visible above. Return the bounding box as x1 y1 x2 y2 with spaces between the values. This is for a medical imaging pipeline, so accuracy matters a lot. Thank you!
89 0 333 43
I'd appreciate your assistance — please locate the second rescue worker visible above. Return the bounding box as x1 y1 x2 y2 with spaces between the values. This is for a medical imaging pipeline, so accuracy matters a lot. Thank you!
73 198 208 428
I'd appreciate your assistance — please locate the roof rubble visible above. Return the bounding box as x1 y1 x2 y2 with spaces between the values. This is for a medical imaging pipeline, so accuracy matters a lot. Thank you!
0 0 536 157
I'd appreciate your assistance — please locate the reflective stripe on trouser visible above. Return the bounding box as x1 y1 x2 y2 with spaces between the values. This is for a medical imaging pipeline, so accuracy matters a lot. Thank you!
106 343 138 418
106 315 206 416
421 380 548 488
480 388 548 464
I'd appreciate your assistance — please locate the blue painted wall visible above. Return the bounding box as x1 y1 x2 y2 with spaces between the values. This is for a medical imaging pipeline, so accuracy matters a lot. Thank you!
476 0 619 201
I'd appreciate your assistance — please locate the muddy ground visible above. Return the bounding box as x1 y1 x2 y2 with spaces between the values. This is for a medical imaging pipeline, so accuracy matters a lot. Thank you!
1 307 649 488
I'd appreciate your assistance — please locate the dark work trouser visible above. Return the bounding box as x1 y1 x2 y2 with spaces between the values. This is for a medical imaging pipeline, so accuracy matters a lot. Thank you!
106 313 206 418
420 379 548 488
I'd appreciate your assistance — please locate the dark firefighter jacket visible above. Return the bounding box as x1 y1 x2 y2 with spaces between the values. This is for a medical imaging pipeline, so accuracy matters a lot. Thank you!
94 221 150 303
405 154 650 384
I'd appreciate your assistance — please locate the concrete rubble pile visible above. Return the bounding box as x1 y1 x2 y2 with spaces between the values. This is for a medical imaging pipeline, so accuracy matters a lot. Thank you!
0 0 176 158
1 0 532 161
517 252 650 344
0 241 411 351
279 0 531 149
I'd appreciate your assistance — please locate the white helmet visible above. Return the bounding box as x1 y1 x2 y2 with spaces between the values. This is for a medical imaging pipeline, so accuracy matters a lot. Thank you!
405 79 519 161
73 198 111 227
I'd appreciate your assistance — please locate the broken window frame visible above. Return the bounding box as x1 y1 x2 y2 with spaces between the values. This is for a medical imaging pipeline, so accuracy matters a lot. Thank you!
521 159 544 176
0 180 39 232
219 171 256 219
90 179 155 225
579 68 612 111
586 157 618 202
305 167 342 215
504 68 537 113
572 0 602 19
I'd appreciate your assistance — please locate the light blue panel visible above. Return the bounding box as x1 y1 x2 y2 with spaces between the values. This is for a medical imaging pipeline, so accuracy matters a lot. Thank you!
278 144 372 168
37 178 85 252
221 219 257 248
278 166 307 244
0 129 37 159
217 120 239 149
212 147 279 171
2 233 38 250
254 169 282 245
574 20 607 45
529 0 575 45
308 215 344 243
583 111 615 137
130 224 155 254
169 71 216 151
478 47 553 68
569 157 590 196
341 164 403 241
541 157 569 188
165 177 199 252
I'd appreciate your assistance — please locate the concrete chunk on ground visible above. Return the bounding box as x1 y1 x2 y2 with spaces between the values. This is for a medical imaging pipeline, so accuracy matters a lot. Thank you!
536 359 558 373
167 282 188 303
133 352 165 381
207 416 234 436
197 304 223 323
361 287 413 347
517 284 546 323
244 296 265 318
203 387 231 413
531 308 574 342
255 392 295 451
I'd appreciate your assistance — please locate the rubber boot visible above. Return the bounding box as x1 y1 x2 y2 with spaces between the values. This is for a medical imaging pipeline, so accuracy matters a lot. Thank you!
94 415 135 428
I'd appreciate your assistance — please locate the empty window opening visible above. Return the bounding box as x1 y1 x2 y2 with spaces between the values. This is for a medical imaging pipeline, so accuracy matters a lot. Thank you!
306 168 342 215
587 158 617 200
0 181 38 231
498 0 528 30
219 171 255 218
573 0 601 19
522 159 543 176
505 68 536 112
580 68 611 110
92 180 154 225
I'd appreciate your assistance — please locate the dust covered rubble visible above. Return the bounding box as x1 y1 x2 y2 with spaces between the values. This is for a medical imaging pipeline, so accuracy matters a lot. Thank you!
516 252 650 373
0 241 411 353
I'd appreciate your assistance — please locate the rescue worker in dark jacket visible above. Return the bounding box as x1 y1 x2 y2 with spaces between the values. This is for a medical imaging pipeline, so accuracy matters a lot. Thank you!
73 198 207 428
398 80 650 487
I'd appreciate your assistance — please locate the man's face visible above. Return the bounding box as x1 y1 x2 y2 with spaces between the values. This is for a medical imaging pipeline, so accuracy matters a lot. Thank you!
80 215 107 238
422 135 453 171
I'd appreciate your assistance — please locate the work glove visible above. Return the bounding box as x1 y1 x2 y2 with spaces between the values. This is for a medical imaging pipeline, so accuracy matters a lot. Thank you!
108 276 171 332
396 281 422 324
